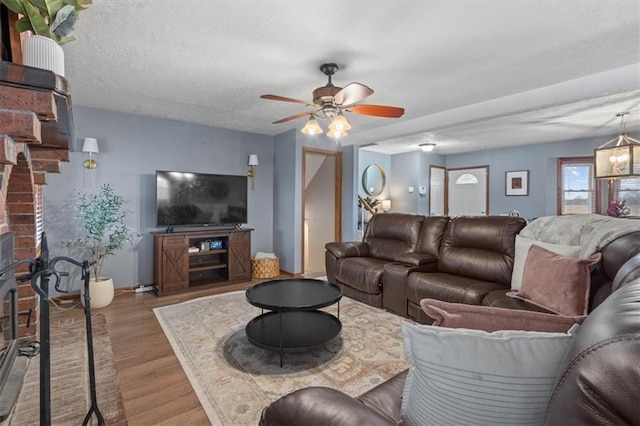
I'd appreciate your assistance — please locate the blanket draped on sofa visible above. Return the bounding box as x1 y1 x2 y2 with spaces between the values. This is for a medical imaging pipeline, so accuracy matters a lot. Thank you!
520 214 640 257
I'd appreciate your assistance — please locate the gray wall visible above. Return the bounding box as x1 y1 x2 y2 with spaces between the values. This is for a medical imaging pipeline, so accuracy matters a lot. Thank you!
341 145 359 241
445 136 605 220
273 129 296 273
272 131 344 274
390 151 445 215
354 136 602 226
45 106 274 291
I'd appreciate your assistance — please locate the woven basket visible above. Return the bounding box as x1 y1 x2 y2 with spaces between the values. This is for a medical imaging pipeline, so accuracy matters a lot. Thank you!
252 257 280 279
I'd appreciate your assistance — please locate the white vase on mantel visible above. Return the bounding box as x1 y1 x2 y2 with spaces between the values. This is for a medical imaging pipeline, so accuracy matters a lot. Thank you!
22 35 65 76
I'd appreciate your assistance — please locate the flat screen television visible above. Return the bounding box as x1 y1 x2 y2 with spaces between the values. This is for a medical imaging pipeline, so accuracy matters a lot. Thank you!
156 170 248 227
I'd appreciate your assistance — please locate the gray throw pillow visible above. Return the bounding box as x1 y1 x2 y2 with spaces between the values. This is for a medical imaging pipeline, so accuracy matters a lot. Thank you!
401 322 576 426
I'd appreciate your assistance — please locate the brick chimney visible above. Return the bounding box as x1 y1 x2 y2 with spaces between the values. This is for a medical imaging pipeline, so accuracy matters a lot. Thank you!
1 61 73 338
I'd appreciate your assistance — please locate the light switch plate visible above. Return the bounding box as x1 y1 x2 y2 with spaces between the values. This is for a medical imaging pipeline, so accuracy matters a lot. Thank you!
408 186 414 193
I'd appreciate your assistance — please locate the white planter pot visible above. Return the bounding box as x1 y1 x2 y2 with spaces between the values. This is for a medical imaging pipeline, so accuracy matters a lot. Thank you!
81 277 114 309
22 35 65 76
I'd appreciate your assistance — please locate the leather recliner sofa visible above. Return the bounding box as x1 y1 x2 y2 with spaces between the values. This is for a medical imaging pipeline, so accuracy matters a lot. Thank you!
404 215 526 322
326 213 640 323
325 213 426 308
260 253 640 425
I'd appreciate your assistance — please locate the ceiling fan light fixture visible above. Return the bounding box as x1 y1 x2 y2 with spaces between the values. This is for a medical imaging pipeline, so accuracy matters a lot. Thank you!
420 143 436 152
301 116 323 135
263 62 404 142
329 112 352 132
327 128 348 139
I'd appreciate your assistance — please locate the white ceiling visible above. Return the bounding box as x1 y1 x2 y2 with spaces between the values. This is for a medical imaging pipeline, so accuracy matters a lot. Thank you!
65 1 640 155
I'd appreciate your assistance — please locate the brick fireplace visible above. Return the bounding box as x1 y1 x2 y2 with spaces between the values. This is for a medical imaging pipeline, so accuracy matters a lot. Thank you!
0 61 74 339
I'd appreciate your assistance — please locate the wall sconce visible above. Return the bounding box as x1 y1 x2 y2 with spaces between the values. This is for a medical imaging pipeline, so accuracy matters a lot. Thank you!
82 137 99 169
382 199 391 212
247 154 259 190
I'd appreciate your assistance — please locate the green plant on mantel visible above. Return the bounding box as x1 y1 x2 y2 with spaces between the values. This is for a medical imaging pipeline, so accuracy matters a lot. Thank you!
0 0 92 45
64 184 138 281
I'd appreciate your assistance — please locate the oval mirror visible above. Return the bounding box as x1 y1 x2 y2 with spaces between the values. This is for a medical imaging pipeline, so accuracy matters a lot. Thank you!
362 164 386 196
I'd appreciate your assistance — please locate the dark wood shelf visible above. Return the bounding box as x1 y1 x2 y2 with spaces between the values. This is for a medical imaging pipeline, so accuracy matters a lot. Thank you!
190 263 226 272
189 275 228 287
189 249 227 256
153 228 252 296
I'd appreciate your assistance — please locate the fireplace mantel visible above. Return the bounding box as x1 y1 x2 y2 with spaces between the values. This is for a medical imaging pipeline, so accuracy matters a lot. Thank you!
0 60 74 151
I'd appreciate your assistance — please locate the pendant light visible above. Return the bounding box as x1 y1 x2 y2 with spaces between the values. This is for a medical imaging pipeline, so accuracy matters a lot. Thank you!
595 112 640 179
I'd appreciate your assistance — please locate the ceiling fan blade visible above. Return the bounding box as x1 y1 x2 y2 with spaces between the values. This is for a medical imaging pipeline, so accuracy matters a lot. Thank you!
272 111 311 124
347 104 405 118
260 94 310 105
333 83 374 106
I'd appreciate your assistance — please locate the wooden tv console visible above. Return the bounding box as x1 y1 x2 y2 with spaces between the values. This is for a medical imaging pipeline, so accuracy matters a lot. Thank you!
153 228 252 296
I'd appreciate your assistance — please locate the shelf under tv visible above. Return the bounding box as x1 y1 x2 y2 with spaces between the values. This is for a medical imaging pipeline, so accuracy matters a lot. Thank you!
152 228 253 296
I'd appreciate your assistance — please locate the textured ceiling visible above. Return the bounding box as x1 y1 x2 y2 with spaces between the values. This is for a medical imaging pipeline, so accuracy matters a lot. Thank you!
64 0 640 155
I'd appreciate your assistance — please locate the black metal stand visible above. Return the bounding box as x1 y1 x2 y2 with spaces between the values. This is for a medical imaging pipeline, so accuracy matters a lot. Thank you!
0 232 104 426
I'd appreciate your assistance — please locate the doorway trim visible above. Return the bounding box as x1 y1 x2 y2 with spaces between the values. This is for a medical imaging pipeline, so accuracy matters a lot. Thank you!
301 147 342 274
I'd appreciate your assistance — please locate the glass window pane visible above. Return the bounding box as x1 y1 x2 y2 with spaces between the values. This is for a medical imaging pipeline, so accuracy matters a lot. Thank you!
562 191 591 214
563 166 590 191
558 158 597 215
614 178 640 216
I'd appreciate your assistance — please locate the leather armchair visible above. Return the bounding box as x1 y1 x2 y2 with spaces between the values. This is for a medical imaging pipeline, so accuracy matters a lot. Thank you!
325 213 423 308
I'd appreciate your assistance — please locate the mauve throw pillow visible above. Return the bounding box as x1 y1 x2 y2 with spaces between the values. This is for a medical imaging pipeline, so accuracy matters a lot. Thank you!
507 245 601 316
510 235 580 290
420 298 585 333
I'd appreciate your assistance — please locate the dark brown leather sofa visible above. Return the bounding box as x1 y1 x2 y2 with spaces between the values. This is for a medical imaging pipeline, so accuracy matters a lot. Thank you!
260 253 640 425
405 215 526 322
325 213 426 308
326 213 640 324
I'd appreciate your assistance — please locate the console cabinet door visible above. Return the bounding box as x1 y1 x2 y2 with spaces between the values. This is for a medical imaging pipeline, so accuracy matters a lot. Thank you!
228 231 251 281
157 235 189 290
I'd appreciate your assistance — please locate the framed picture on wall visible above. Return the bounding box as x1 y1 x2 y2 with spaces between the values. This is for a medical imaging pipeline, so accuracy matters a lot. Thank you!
505 170 529 196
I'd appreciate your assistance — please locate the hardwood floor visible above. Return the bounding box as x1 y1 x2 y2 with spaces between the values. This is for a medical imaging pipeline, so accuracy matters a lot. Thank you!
51 280 262 425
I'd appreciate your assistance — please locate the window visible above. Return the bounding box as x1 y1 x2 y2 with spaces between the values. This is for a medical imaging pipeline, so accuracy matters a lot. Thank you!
456 173 479 185
611 178 640 216
35 185 44 246
557 157 600 215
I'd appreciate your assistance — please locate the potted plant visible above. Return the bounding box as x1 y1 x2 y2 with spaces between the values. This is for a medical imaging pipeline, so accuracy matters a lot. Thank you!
65 183 137 308
0 0 92 75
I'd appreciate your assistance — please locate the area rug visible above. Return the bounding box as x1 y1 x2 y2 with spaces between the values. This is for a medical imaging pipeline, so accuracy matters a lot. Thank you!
9 313 126 425
154 291 409 425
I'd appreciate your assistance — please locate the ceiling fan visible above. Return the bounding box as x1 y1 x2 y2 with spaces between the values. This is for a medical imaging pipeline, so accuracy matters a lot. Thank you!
260 63 405 138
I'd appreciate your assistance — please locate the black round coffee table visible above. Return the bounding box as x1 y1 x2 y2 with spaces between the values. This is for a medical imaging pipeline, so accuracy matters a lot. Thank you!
245 278 342 367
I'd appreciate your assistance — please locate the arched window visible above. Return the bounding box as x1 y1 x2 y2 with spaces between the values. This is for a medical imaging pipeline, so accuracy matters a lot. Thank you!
456 173 479 185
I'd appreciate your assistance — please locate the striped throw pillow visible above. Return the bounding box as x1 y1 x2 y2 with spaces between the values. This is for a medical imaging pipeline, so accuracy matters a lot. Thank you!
400 322 575 426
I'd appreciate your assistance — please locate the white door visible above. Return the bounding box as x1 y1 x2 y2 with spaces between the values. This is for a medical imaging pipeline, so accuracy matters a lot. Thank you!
447 167 488 216
430 166 445 216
